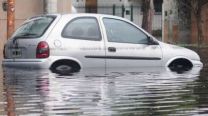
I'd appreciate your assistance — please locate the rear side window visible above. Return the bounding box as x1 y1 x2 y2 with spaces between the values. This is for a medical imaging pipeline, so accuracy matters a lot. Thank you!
62 17 101 41
12 16 55 38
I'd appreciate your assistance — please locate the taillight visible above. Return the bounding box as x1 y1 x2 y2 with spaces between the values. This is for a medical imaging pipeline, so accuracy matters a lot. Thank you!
36 41 50 58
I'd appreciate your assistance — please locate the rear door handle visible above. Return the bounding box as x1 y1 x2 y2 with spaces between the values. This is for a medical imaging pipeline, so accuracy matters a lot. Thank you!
108 47 116 52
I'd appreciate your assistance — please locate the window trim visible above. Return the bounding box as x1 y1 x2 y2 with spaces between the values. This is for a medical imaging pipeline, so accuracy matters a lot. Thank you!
103 17 149 45
61 17 102 41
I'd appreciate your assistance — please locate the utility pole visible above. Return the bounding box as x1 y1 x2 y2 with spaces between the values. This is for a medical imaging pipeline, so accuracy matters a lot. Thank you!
7 0 15 39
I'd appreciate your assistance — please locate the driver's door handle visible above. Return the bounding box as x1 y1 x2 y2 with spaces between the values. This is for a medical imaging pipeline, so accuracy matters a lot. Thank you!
108 47 116 52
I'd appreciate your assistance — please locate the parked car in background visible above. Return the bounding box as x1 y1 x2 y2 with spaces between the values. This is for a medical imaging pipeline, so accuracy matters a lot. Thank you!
2 14 203 74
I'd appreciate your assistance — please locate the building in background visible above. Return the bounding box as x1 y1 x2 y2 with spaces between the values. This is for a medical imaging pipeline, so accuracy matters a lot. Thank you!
0 0 72 59
72 0 163 35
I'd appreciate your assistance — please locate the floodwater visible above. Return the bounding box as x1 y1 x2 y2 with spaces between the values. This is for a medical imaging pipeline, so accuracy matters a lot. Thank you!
1 66 208 116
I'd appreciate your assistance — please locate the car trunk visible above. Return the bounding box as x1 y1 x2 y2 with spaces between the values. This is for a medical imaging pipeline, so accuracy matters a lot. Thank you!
5 39 41 59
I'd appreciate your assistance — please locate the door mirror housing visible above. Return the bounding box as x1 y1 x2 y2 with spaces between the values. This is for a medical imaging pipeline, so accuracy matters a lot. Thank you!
147 36 159 45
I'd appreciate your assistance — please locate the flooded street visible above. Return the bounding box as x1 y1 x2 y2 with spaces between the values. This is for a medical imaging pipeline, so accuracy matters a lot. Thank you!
0 67 208 116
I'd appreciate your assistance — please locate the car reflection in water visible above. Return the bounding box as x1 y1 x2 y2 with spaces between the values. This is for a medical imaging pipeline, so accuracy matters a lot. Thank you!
1 66 205 115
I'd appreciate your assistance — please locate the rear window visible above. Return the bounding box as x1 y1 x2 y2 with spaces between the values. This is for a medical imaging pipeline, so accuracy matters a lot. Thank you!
12 16 56 39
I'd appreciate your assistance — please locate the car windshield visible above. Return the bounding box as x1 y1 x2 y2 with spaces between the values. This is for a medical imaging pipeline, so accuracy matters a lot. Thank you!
12 16 55 39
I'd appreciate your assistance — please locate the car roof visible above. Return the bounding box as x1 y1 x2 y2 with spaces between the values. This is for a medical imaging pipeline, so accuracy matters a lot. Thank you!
45 13 124 20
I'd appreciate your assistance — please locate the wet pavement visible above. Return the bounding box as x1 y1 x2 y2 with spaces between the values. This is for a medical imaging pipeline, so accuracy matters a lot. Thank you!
1 66 208 116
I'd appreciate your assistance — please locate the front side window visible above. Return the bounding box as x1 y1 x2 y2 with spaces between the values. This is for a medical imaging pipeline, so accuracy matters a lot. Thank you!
62 17 101 41
12 16 55 38
103 18 148 44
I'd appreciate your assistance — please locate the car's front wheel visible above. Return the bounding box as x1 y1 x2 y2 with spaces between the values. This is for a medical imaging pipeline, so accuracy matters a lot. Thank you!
168 58 193 73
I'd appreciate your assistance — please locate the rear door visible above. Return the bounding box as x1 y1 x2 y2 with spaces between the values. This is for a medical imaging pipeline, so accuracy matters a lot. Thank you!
102 17 163 68
5 15 58 59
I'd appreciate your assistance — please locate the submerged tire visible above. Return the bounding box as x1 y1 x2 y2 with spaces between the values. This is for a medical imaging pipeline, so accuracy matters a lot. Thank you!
168 59 193 73
50 60 80 75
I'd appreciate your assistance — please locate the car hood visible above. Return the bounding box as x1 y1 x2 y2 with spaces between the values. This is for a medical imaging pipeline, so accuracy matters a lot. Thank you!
159 42 201 61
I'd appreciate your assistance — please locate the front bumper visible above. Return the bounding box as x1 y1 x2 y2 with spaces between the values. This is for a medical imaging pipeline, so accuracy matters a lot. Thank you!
191 60 203 68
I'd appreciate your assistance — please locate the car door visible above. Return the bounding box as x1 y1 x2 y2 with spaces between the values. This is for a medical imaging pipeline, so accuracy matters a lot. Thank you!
59 16 105 68
102 17 163 68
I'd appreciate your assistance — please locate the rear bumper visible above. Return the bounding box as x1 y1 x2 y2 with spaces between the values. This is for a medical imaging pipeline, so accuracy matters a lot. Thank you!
2 59 50 69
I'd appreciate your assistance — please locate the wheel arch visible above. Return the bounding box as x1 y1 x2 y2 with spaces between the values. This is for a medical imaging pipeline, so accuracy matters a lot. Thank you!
166 57 193 67
50 57 82 70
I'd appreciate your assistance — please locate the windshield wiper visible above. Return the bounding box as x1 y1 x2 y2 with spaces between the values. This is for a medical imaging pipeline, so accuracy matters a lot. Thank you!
12 33 39 44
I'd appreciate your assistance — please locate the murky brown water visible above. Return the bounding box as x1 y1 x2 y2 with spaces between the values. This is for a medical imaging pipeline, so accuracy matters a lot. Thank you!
1 66 208 116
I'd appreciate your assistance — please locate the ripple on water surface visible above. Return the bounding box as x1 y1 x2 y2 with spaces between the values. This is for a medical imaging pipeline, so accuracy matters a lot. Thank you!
1 67 208 116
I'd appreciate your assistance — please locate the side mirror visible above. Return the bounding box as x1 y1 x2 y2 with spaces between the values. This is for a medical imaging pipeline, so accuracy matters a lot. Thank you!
147 36 159 45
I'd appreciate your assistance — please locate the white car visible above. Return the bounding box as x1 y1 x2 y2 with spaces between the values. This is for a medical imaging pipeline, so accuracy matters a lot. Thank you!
3 14 203 73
